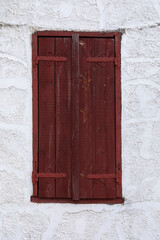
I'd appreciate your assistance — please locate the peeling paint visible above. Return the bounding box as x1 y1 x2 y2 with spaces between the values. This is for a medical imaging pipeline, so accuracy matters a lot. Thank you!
81 71 91 92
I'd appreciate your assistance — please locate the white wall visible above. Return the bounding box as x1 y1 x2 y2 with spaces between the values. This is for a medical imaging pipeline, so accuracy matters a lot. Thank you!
0 0 160 239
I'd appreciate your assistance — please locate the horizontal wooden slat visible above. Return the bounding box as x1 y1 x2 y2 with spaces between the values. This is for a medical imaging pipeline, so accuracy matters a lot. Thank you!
38 173 67 178
37 56 67 62
32 172 67 182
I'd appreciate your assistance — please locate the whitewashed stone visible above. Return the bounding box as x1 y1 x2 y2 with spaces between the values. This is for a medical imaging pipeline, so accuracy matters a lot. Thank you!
0 0 160 30
123 84 160 119
0 26 29 61
122 60 160 85
122 27 160 58
0 128 27 170
0 170 25 205
2 212 49 240
0 88 27 124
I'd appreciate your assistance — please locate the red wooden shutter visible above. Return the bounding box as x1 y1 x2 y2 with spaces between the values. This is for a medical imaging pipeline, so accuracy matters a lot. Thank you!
32 32 123 204
79 37 116 199
35 36 72 199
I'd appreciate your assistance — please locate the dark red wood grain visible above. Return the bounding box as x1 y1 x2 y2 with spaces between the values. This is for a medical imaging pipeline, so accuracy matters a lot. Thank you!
31 196 124 204
78 38 116 199
55 37 72 198
72 34 80 200
87 174 116 179
32 33 38 197
37 31 121 38
86 57 115 62
38 37 56 198
94 38 116 199
115 34 122 198
37 56 67 62
32 31 122 203
79 37 94 199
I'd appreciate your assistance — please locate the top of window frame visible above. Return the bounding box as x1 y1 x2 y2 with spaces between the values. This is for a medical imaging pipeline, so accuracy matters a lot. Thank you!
36 31 121 38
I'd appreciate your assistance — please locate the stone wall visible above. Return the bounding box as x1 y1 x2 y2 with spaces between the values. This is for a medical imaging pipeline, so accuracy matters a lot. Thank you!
0 0 160 239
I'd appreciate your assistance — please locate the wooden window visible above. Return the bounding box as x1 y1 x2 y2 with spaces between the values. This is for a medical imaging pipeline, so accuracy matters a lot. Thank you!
31 31 123 204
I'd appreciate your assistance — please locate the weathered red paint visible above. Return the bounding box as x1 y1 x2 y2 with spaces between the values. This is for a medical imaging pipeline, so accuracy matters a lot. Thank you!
72 33 80 200
32 33 38 197
86 57 115 62
55 37 72 198
87 174 116 179
34 173 67 178
38 37 56 198
31 196 124 204
79 37 94 199
32 31 123 203
92 38 115 199
37 56 67 62
115 33 122 198
37 31 121 38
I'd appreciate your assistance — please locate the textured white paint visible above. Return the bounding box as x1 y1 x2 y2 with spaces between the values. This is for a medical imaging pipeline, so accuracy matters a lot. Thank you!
0 0 160 239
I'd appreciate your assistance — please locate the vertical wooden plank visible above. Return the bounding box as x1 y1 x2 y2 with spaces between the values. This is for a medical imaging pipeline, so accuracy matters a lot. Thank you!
115 33 122 198
94 38 116 199
38 37 56 198
55 37 72 198
32 33 38 196
94 38 108 198
79 38 94 199
72 33 80 200
105 39 116 198
92 44 96 199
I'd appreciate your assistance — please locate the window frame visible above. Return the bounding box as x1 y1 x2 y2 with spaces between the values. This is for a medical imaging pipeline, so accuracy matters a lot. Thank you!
31 31 123 204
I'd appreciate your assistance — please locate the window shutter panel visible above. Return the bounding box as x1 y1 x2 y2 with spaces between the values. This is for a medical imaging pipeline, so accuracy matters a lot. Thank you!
79 38 116 199
38 36 72 198
32 32 122 203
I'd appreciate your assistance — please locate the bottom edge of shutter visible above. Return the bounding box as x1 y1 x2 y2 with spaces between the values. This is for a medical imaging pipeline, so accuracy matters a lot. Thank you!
31 196 124 204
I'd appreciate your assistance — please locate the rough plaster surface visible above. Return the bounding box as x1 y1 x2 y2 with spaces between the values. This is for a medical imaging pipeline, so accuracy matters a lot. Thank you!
0 0 160 239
